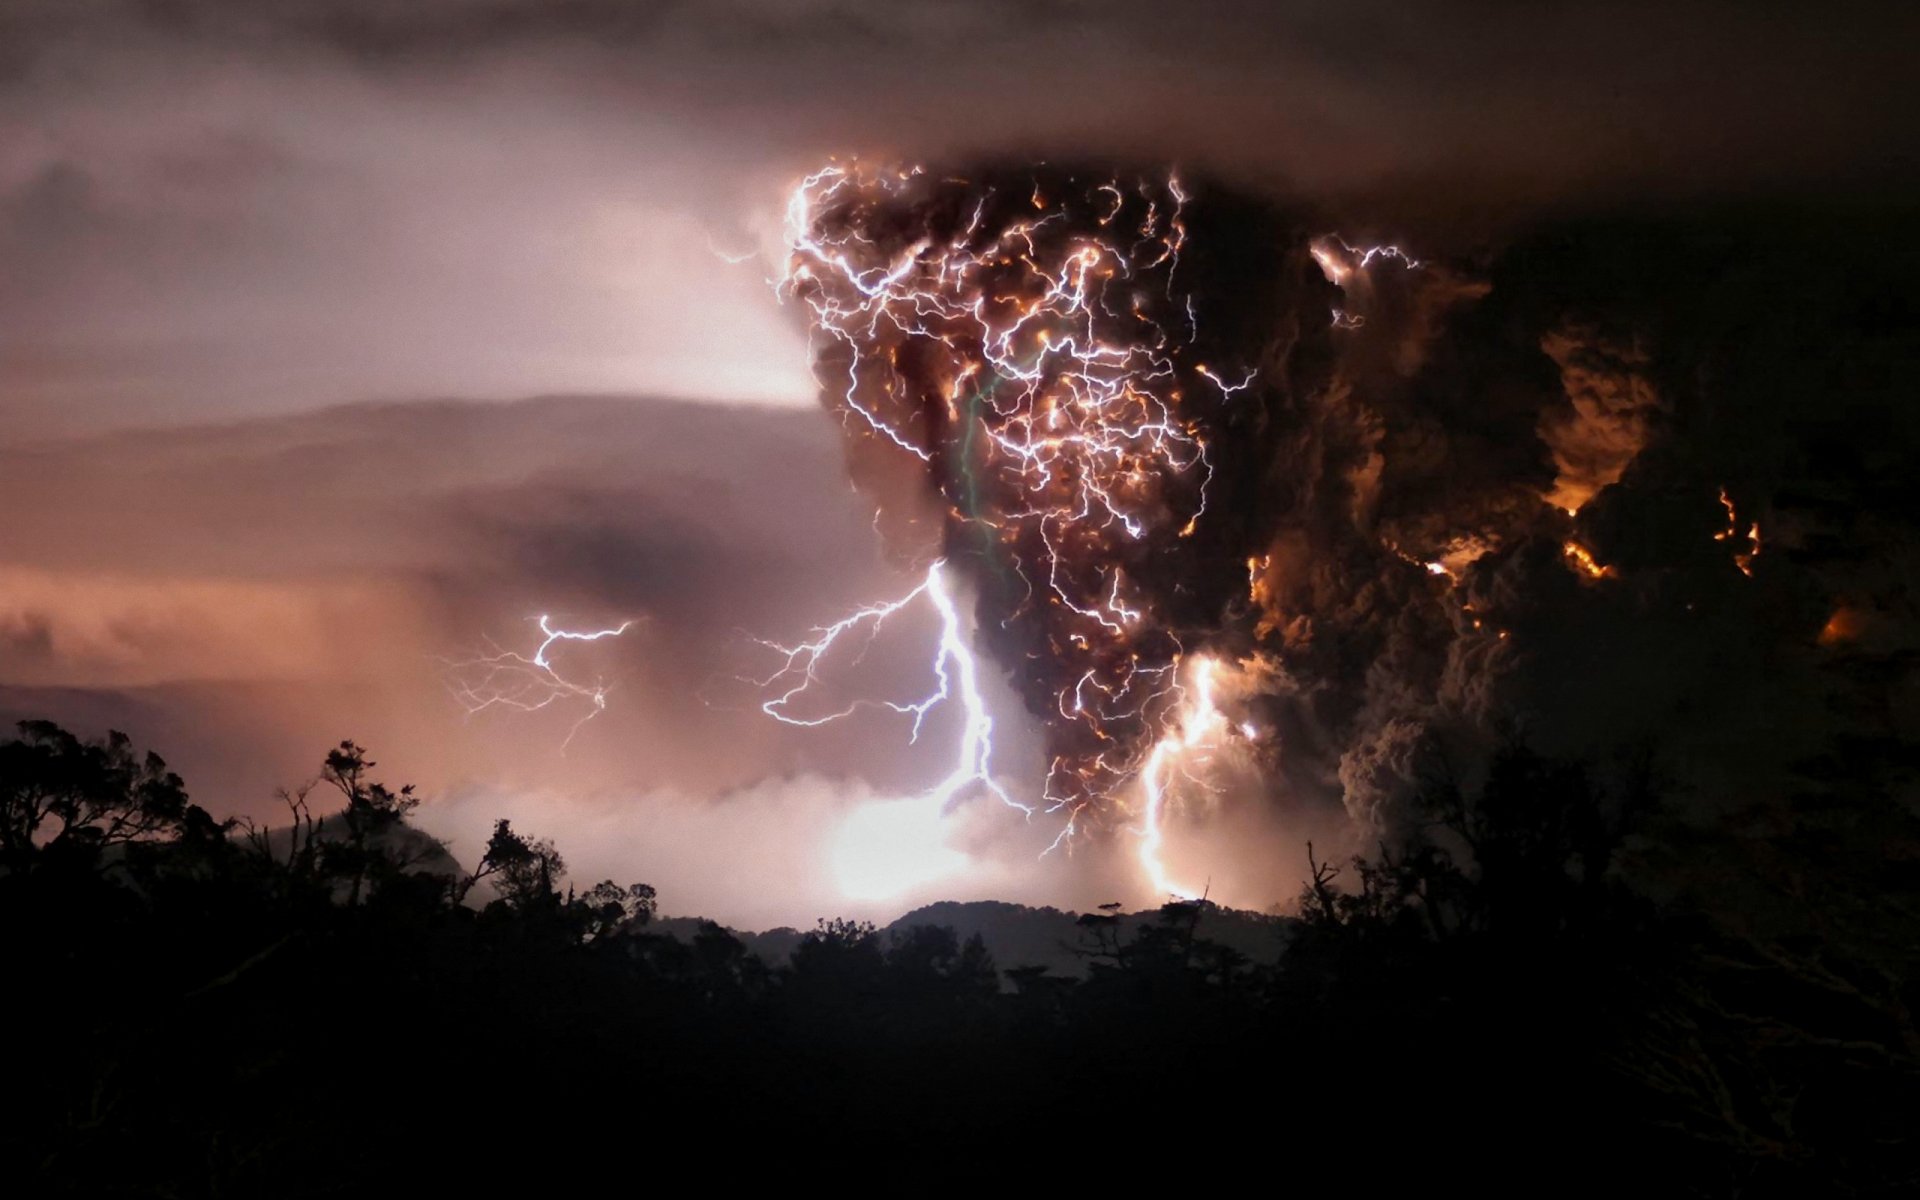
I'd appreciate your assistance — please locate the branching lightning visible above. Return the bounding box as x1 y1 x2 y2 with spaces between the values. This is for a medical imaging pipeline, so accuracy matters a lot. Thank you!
447 159 1456 900
456 161 1423 897
748 559 1024 817
755 159 1301 886
445 615 635 750
777 162 1236 830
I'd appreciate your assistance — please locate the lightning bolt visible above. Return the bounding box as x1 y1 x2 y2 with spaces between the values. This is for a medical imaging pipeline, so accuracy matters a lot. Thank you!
767 159 1292 889
747 561 1240 892
1137 655 1226 900
779 161 1242 819
477 160 1312 897
444 614 636 751
1311 234 1422 330
749 559 1026 818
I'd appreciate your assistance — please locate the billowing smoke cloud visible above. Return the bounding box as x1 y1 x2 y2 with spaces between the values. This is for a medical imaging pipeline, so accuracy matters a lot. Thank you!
1537 324 1664 514
783 158 1920 883
779 161 1528 851
1249 211 1920 851
785 163 1336 817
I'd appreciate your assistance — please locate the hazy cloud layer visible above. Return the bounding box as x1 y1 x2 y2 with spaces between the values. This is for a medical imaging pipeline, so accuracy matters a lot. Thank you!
5 0 1916 438
0 404 860 835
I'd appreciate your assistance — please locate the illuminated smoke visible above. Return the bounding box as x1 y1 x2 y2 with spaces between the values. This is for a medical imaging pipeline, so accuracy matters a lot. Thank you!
443 160 1857 911
1538 325 1664 515
778 161 1328 837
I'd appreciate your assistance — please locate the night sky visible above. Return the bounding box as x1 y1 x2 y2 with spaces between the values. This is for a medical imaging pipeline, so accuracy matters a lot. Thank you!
3 0 1917 929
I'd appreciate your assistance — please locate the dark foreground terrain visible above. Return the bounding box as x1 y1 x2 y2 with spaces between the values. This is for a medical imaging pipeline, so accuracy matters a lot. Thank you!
6 722 1918 1193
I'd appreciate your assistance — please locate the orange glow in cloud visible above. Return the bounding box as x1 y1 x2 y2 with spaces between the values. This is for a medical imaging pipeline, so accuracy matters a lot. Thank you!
1818 606 1862 646
0 566 422 688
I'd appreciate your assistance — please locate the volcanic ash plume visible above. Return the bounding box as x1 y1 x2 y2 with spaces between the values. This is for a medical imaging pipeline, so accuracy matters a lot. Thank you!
774 158 1843 902
781 163 1337 825
1537 324 1665 515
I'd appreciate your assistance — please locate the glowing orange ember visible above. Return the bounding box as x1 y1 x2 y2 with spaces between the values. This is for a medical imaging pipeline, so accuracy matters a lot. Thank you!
1713 487 1761 577
1563 540 1612 580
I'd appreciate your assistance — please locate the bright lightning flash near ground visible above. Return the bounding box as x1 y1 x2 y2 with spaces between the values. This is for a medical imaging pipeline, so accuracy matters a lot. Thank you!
1137 655 1227 900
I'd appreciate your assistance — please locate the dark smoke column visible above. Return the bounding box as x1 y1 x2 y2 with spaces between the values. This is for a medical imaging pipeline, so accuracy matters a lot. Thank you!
782 161 1333 823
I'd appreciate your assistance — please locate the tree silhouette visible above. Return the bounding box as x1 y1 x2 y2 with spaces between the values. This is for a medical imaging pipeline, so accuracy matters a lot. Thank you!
2 717 1911 1195
465 817 566 912
0 720 210 874
575 879 657 940
319 741 425 905
885 924 998 1003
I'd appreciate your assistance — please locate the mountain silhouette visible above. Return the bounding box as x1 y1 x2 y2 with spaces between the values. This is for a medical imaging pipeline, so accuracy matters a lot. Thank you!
652 898 1291 979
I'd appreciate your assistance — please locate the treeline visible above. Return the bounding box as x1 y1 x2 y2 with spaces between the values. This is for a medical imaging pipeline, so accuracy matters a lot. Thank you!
2 720 1914 1194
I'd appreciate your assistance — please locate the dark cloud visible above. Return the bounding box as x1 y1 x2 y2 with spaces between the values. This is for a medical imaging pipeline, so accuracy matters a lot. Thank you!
1241 208 1920 847
4 0 1916 437
8 1 1912 192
